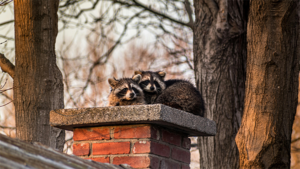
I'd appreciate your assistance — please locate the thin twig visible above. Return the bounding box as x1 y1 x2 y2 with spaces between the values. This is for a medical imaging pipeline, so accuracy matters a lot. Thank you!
0 125 15 130
113 0 193 29
0 100 13 107
0 20 14 27
0 0 13 6
0 40 7 45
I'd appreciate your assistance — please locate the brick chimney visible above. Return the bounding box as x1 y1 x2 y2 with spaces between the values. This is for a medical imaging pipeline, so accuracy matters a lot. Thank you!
50 104 216 169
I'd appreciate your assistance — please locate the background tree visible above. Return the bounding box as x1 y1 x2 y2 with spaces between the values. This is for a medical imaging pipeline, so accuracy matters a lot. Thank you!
12 0 65 150
236 0 299 168
291 77 300 168
194 1 248 168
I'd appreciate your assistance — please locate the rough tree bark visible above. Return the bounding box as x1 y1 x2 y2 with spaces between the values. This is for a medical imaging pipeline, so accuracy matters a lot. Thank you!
194 0 248 168
13 0 65 150
235 0 299 168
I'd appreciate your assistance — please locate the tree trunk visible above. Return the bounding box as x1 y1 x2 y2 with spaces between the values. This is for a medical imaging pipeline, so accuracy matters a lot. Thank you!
194 0 248 168
14 0 65 151
235 0 299 168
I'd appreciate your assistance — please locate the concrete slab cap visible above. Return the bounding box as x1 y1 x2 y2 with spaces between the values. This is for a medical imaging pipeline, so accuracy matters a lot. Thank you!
50 104 216 136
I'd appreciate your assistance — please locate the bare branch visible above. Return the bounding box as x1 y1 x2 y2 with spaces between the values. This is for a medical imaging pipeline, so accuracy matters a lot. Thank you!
0 0 13 6
0 35 14 41
59 0 80 8
59 0 100 19
0 92 12 101
78 10 145 99
0 40 7 45
113 0 193 29
0 125 15 130
184 0 194 29
0 20 14 27
0 53 15 79
0 100 13 107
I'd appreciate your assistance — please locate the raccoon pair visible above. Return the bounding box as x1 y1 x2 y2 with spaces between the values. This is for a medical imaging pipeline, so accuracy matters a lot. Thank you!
107 71 204 116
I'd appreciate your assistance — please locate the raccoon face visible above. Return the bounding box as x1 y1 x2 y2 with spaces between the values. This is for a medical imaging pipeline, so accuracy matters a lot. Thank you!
115 83 140 100
108 75 143 101
133 71 166 93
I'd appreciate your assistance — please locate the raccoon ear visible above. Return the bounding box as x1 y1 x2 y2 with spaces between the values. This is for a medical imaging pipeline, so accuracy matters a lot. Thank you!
132 74 141 83
134 70 142 75
158 71 166 79
108 78 118 88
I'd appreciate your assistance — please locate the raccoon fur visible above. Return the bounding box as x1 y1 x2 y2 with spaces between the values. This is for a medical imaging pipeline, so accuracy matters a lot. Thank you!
155 79 205 116
133 71 204 116
107 75 145 106
133 71 166 104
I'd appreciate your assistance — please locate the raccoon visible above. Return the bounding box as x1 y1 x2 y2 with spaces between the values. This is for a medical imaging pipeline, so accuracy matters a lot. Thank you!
107 75 145 106
133 71 166 104
155 79 205 117
133 71 204 116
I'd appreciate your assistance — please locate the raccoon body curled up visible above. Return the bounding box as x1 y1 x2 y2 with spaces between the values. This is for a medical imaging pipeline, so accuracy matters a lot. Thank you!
155 79 205 117
107 75 145 106
133 71 205 116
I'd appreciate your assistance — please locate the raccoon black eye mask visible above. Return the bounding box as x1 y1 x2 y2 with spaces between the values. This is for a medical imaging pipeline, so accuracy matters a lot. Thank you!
140 80 150 87
117 88 128 97
107 75 146 106
132 87 141 96
133 70 166 104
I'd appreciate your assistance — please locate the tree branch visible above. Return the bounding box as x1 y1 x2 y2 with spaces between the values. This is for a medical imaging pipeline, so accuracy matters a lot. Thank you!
0 20 14 27
78 10 145 100
184 0 194 29
59 0 100 19
0 35 14 41
0 53 15 79
0 125 15 130
113 0 193 29
0 0 13 6
59 0 80 8
0 92 12 101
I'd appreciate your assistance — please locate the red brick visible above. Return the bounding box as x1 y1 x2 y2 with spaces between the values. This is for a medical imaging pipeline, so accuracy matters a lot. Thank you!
162 130 181 146
73 128 110 141
150 156 161 169
151 126 160 140
171 147 190 163
151 141 171 157
92 142 130 155
73 143 90 156
133 141 150 154
161 159 181 169
113 156 150 168
182 137 191 149
133 141 170 157
182 164 190 169
85 157 110 163
114 125 155 139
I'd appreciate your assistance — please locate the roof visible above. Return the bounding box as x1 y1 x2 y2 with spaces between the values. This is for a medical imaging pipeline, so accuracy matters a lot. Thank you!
0 134 132 169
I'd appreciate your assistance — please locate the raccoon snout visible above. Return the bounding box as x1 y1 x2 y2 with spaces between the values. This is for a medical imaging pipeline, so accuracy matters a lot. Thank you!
150 86 155 91
129 93 135 98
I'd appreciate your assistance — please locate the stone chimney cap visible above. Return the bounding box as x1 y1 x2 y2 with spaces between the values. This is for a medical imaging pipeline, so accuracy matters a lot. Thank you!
50 104 216 136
